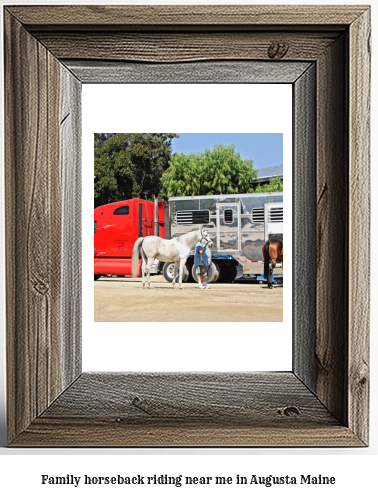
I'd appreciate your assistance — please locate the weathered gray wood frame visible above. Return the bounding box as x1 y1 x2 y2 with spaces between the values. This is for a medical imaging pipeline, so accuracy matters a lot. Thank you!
4 5 370 447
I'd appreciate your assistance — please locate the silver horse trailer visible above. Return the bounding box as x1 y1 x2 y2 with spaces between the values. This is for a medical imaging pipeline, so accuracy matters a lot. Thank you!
162 192 283 283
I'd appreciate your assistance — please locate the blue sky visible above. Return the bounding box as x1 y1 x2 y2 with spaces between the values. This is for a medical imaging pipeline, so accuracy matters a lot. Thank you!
171 133 283 172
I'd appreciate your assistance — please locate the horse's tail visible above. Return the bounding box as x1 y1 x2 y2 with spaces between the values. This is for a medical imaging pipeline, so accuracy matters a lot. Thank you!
263 240 271 280
132 237 144 277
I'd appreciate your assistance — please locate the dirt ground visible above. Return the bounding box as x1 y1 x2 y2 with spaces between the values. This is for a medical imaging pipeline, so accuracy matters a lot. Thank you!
94 275 283 322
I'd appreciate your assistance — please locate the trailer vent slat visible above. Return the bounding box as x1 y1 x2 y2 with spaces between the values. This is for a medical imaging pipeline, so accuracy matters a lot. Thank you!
176 210 210 225
252 208 264 222
268 207 283 223
224 209 233 224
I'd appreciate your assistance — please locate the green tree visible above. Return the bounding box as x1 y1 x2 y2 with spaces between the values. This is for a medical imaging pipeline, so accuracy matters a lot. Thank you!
94 133 115 148
254 176 283 193
94 133 178 207
161 144 258 197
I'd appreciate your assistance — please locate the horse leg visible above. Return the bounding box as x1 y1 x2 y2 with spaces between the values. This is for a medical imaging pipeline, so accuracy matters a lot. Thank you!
268 258 277 289
178 260 185 289
172 262 179 288
145 257 155 288
141 258 146 288
263 241 271 287
267 246 274 289
171 262 176 287
267 262 273 288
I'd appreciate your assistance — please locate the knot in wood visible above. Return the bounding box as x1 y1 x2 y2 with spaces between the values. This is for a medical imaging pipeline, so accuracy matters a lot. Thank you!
359 376 367 387
131 395 154 416
355 361 368 388
268 41 289 59
33 279 49 295
132 396 142 406
277 406 300 417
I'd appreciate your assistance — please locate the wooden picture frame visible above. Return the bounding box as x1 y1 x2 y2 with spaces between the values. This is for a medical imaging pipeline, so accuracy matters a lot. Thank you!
4 5 370 447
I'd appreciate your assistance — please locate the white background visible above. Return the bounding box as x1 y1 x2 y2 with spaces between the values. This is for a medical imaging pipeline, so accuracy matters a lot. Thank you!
0 0 377 498
83 84 292 372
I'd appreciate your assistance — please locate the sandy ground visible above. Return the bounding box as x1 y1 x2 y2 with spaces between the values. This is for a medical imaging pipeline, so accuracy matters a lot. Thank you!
94 275 283 322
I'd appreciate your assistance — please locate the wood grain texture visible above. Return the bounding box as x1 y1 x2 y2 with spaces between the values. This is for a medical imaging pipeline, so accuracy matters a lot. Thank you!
316 34 349 426
36 32 339 63
12 373 363 447
65 60 312 84
7 5 367 30
293 64 317 389
12 419 363 448
4 11 81 443
42 373 334 422
4 5 370 447
60 68 82 389
348 8 371 445
5 11 62 441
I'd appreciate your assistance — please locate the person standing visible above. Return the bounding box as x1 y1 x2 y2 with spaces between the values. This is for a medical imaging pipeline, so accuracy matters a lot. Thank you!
194 240 212 289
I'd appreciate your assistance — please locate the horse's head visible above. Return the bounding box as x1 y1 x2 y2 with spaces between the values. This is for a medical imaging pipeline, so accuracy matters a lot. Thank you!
200 227 213 248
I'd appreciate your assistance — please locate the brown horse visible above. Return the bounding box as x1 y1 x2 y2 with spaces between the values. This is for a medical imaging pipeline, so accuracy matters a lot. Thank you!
262 239 283 288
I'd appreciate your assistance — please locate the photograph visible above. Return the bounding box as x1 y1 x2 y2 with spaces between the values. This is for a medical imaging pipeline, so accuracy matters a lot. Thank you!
93 133 284 323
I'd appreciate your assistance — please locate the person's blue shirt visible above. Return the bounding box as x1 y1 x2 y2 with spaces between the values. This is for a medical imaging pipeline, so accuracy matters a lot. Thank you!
194 242 211 266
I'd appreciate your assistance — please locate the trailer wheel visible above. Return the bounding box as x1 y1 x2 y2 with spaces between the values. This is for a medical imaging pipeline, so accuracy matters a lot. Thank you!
191 262 220 283
218 264 237 283
208 262 220 283
94 275 101 281
162 262 189 283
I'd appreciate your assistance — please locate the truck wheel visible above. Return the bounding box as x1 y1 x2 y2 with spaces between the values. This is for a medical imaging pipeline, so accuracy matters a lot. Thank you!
162 262 189 283
218 264 237 283
191 262 219 283
94 275 101 281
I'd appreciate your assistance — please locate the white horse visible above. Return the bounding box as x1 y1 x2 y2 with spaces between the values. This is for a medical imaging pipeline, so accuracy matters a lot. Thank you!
132 228 213 289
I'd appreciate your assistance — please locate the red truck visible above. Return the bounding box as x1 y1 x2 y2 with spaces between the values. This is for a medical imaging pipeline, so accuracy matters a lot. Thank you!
94 198 165 279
